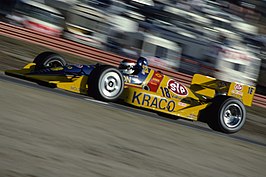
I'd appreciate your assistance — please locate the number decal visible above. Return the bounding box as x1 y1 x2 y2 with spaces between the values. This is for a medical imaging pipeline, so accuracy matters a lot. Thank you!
164 87 171 98
160 87 171 98
248 87 254 94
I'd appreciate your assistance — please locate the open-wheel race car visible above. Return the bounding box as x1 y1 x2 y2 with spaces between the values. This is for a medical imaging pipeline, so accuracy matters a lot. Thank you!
5 52 256 134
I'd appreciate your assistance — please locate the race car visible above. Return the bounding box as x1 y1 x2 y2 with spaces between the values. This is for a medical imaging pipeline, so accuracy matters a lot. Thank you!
5 52 256 134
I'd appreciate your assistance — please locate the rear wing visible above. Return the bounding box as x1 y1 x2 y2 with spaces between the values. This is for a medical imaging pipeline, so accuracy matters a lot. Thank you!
191 74 256 106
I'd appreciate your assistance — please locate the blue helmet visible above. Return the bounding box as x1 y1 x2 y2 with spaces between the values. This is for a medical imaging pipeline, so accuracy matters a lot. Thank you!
136 57 148 70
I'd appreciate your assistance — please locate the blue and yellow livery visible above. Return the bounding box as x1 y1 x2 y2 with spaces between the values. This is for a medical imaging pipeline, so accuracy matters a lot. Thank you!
5 52 256 134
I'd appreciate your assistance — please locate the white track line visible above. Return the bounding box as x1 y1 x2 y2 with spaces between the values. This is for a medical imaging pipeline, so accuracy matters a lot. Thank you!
84 98 109 105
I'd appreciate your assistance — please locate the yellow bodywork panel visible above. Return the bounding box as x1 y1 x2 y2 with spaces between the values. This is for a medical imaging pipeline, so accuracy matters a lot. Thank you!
55 76 88 94
122 87 208 121
191 74 255 107
191 74 229 97
5 63 36 75
5 63 89 95
228 83 255 107
189 84 216 99
23 63 36 70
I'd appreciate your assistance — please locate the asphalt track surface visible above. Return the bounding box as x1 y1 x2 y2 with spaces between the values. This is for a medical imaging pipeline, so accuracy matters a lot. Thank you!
0 36 266 177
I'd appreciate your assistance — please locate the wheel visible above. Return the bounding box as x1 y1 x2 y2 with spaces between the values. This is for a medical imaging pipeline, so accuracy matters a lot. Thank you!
88 65 124 102
33 52 67 70
206 96 246 134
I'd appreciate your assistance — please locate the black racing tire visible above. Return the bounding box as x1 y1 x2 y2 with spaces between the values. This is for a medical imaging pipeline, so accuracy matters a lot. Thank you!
33 52 67 71
206 96 246 134
88 65 124 102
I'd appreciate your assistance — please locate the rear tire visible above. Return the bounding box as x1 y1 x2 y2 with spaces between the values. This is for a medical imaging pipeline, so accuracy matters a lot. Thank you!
206 96 246 134
33 52 67 70
88 65 124 102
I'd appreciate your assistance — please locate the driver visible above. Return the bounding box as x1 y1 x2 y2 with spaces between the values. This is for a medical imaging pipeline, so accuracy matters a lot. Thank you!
119 57 148 75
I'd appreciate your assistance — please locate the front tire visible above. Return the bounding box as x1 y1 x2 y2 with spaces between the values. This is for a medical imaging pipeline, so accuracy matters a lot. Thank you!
207 96 246 134
33 52 67 70
89 65 124 102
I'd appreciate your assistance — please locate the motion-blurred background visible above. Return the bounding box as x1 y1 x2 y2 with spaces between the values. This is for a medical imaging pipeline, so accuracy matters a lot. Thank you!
0 0 265 94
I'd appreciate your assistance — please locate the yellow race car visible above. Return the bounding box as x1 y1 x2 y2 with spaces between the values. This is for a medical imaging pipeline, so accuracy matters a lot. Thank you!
5 52 256 134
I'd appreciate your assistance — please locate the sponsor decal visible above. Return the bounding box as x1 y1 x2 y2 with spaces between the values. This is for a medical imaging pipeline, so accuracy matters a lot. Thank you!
231 90 243 96
172 95 183 100
123 75 132 83
167 79 188 96
131 92 175 112
231 93 243 100
147 71 164 92
234 84 243 91
178 102 187 107
155 73 163 78
232 83 243 96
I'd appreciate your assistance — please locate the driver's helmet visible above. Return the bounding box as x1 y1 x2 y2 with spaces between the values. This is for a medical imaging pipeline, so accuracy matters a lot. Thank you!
136 56 148 71
118 59 136 75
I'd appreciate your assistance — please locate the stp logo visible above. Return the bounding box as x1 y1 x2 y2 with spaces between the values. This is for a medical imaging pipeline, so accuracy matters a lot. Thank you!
168 79 188 96
235 84 243 91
